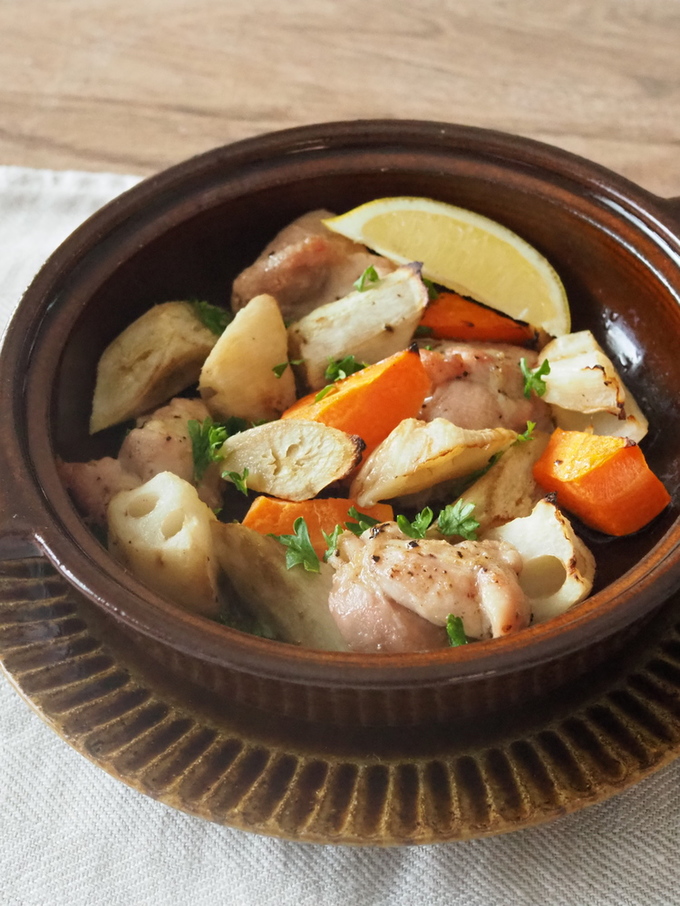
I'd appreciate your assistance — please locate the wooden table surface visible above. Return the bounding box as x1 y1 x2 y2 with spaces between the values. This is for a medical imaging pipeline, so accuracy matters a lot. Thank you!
1 0 679 197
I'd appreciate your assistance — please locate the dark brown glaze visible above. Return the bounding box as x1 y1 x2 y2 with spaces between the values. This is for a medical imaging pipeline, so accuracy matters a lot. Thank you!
1 122 680 741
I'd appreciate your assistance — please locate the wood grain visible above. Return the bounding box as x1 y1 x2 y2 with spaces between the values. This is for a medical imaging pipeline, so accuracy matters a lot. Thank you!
1 0 679 196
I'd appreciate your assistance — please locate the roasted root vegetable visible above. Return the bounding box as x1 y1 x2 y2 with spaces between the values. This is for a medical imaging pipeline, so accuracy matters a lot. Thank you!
280 347 431 458
539 330 648 442
445 429 550 534
242 496 394 558
90 301 218 433
287 264 428 389
108 471 220 617
212 521 349 650
219 418 364 501
199 293 296 423
418 291 538 346
485 498 596 622
533 428 671 535
350 418 516 507
550 393 649 444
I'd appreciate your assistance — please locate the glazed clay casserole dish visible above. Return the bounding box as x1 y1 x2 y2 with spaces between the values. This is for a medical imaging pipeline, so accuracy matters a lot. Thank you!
2 120 680 729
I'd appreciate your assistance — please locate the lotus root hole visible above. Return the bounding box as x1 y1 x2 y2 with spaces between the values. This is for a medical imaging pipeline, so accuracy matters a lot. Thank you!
127 493 159 518
520 555 567 598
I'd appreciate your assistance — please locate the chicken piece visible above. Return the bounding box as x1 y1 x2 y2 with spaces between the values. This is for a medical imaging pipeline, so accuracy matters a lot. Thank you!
60 397 223 525
231 209 395 320
328 523 530 652
328 531 448 654
119 397 223 511
418 341 553 433
58 456 142 527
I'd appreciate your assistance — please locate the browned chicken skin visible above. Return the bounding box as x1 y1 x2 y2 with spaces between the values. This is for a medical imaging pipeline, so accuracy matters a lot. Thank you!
328 523 530 653
231 209 395 321
419 341 553 433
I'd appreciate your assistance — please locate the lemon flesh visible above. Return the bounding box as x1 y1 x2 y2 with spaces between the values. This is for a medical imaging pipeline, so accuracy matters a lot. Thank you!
324 197 570 337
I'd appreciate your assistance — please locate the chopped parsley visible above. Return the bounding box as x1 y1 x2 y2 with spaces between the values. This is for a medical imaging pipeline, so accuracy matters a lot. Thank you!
414 324 433 338
515 420 536 443
520 357 550 398
437 499 480 541
188 417 229 482
324 355 367 383
422 277 440 301
224 416 251 435
272 359 303 378
396 507 434 539
353 265 381 292
446 614 469 647
273 517 321 572
222 467 249 496
322 524 343 561
315 384 338 402
313 355 368 401
191 299 232 335
345 506 382 537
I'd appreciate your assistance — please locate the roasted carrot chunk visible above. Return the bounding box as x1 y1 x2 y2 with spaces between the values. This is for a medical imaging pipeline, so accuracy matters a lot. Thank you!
242 496 394 557
419 291 537 345
533 428 671 536
280 347 431 457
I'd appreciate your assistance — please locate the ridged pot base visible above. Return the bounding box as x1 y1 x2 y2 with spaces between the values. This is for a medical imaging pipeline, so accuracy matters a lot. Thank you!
2 554 680 845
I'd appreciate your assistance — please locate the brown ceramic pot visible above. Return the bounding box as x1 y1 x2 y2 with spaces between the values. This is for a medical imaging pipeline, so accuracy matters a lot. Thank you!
1 120 680 727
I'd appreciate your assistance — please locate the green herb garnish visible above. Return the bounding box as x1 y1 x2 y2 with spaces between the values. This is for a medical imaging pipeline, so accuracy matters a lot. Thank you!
353 265 380 292
315 384 338 402
273 517 321 572
314 355 368 401
345 506 382 537
272 359 303 379
414 324 433 338
224 416 251 435
446 614 469 647
188 417 229 482
192 299 232 335
396 507 434 539
422 277 440 301
515 420 536 443
222 467 249 496
324 355 367 383
437 499 480 541
520 357 550 398
322 524 343 561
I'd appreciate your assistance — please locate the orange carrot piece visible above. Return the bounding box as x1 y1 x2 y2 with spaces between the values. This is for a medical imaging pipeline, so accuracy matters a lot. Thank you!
242 496 394 557
280 347 431 457
419 291 537 345
533 428 671 536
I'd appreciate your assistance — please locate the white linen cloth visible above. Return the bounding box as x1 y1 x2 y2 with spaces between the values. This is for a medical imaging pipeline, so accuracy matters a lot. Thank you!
1 164 679 906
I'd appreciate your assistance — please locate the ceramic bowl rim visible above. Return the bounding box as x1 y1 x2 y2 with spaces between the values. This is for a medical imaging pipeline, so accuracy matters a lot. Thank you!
3 119 680 689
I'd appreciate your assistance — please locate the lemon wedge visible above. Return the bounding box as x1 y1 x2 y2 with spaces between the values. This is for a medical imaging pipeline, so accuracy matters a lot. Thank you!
324 197 570 337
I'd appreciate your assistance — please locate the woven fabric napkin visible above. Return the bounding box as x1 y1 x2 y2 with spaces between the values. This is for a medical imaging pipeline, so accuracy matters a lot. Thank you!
1 164 679 906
